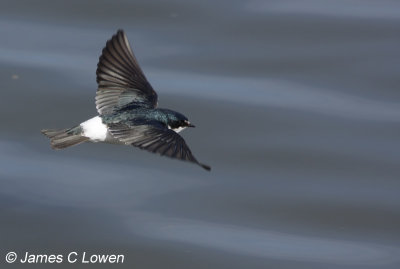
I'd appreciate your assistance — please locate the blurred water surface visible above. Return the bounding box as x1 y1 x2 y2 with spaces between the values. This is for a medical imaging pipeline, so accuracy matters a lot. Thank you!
1 0 400 268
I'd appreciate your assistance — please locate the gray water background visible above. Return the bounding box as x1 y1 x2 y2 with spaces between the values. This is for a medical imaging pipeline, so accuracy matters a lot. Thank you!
1 0 400 268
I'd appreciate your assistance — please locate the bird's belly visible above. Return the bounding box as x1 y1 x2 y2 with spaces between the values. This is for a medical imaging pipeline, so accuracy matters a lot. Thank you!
80 116 122 144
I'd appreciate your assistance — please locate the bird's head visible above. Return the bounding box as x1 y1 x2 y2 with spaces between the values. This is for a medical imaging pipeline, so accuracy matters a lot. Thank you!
160 109 195 131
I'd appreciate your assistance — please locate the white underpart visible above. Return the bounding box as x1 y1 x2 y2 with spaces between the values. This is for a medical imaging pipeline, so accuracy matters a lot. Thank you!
168 125 187 133
80 116 108 142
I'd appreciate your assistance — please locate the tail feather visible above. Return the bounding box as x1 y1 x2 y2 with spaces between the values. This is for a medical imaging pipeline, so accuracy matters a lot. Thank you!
41 128 89 150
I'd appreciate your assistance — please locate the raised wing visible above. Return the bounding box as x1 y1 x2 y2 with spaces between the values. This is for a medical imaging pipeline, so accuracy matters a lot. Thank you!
96 30 158 115
108 122 211 171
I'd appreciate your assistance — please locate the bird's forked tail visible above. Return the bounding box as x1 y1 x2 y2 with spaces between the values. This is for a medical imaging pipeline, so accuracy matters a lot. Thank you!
41 127 89 150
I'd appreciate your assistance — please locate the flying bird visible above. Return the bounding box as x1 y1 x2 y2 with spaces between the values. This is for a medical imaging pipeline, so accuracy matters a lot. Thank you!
41 30 210 171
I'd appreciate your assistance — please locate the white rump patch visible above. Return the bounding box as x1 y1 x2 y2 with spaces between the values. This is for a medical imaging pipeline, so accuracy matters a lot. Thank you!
80 116 108 142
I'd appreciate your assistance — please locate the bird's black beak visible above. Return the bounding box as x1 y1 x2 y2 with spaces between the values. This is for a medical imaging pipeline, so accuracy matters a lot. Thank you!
186 121 195 128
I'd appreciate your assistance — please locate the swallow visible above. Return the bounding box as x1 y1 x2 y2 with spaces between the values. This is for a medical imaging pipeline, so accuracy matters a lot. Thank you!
41 30 210 171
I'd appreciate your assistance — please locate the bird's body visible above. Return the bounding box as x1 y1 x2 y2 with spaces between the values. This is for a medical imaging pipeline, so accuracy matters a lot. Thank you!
42 30 210 170
80 108 188 143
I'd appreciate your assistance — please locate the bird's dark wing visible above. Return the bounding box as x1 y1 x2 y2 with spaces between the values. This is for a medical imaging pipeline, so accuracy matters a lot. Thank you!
95 30 158 115
108 122 211 171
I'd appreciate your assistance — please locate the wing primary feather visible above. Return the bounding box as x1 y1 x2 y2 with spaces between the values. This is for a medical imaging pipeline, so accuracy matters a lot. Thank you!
116 31 145 79
100 45 134 80
98 51 134 82
114 33 138 75
107 40 136 75
98 60 134 84
110 39 141 82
